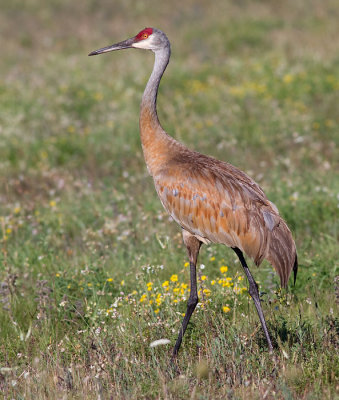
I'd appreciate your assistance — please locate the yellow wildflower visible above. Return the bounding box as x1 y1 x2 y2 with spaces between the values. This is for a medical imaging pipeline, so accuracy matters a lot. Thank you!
210 256 215 261
200 275 207 281
154 308 160 314
238 276 244 281
14 206 21 214
234 287 246 294
203 288 211 297
184 262 189 267
55 273 60 277
223 306 231 313
181 283 188 289
94 92 103 101
283 74 293 84
220 266 228 274
170 274 178 282
40 150 48 160
211 280 216 285
162 280 169 287
139 294 147 303
49 200 56 208
107 278 113 282
173 288 180 294
155 297 162 306
120 280 125 286
229 86 245 97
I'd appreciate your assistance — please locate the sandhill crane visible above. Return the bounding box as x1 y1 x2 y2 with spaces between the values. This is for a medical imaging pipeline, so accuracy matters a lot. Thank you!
89 28 298 356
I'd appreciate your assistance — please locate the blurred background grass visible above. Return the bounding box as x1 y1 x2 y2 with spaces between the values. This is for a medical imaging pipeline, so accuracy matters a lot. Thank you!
0 0 338 398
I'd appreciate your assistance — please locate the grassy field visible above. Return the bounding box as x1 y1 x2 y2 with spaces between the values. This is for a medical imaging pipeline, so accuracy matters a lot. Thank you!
1 0 338 398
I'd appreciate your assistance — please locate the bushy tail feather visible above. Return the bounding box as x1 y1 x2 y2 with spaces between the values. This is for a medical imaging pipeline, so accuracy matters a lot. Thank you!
293 253 298 286
267 219 297 288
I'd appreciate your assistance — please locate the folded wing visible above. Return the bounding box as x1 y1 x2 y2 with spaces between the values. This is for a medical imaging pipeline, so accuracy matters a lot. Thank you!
153 151 297 287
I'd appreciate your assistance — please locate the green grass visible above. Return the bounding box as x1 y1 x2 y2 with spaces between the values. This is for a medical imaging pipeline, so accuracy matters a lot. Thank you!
0 0 339 398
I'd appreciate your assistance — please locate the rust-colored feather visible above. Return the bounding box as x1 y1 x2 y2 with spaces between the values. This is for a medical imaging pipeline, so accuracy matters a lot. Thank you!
151 146 297 288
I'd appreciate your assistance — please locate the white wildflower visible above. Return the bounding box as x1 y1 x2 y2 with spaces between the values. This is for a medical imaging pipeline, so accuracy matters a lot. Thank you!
150 339 171 348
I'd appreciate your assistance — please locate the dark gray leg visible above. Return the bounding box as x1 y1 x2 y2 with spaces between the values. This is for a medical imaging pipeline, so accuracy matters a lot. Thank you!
172 261 198 357
172 230 202 358
232 247 273 352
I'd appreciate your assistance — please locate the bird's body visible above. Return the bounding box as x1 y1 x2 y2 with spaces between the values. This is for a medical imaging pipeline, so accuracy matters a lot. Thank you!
154 151 296 286
89 27 298 356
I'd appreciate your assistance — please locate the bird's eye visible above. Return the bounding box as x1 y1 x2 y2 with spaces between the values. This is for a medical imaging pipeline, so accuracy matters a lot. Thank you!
143 33 148 39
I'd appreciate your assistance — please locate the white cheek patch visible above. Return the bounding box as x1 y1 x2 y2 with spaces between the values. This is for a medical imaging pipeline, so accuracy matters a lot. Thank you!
132 36 155 50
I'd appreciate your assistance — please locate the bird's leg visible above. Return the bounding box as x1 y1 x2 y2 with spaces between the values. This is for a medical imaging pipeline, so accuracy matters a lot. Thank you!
172 231 202 358
232 247 274 352
172 261 198 358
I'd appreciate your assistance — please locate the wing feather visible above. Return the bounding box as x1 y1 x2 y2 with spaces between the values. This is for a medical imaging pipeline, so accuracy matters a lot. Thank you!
153 150 297 287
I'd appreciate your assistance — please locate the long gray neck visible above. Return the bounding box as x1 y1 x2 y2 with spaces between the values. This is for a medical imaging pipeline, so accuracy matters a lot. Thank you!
140 46 171 123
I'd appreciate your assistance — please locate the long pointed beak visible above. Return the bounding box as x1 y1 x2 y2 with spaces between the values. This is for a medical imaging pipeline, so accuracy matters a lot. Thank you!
88 37 135 56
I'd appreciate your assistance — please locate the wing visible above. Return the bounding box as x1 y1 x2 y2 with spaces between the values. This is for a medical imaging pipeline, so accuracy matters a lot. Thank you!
153 151 296 287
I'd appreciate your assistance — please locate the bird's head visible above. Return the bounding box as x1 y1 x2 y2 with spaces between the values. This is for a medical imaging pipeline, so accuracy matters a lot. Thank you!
88 28 169 56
